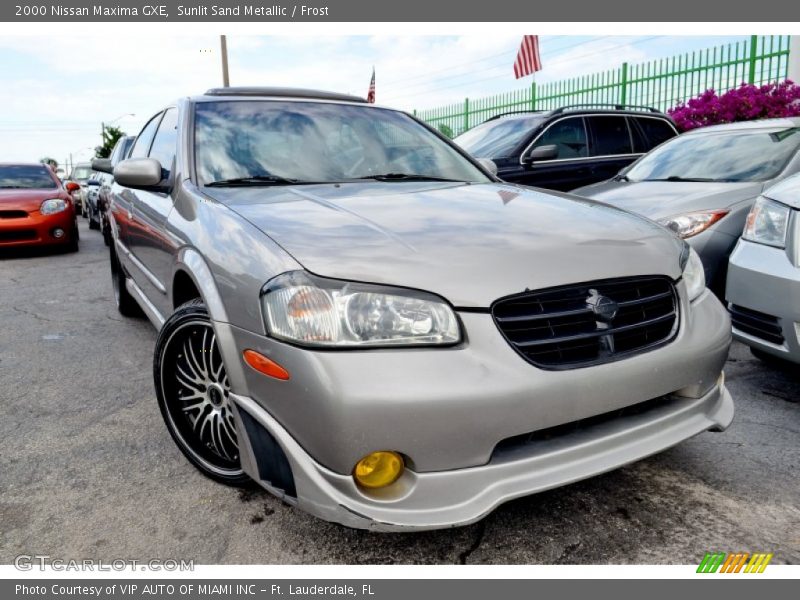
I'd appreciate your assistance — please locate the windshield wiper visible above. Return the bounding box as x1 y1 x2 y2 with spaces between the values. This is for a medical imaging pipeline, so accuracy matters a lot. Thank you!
205 175 312 187
641 176 722 183
356 173 467 182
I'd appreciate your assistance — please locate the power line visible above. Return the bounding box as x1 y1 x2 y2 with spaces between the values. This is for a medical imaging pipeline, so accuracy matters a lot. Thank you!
381 36 613 94
391 36 663 105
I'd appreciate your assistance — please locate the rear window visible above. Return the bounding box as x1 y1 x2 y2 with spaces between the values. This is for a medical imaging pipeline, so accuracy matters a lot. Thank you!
0 165 57 189
70 166 92 181
632 117 677 152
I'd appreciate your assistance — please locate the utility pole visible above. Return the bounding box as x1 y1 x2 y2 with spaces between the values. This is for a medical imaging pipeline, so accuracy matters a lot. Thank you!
220 35 230 87
789 36 800 84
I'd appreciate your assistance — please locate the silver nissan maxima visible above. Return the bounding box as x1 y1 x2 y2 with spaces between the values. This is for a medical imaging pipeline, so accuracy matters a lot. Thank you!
96 88 733 531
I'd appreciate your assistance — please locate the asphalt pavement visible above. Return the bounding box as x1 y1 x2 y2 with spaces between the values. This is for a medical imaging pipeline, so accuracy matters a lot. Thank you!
1 218 798 564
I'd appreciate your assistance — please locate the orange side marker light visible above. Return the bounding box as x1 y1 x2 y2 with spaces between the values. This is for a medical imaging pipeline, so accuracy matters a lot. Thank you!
243 349 290 381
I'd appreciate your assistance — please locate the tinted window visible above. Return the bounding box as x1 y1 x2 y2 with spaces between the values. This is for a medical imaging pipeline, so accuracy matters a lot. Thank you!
148 108 178 178
0 165 57 189
627 127 800 182
194 101 489 185
633 117 676 152
532 117 587 159
130 113 162 158
454 115 545 158
588 116 633 156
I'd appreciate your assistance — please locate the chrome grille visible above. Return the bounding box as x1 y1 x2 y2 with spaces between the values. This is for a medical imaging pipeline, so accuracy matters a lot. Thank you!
492 276 679 369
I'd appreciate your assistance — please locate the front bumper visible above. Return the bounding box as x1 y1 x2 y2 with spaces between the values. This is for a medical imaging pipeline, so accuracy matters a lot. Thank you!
726 239 800 363
231 378 732 531
213 281 733 530
0 209 75 248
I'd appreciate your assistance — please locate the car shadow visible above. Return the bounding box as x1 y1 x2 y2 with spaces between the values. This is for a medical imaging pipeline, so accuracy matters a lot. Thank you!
0 245 73 260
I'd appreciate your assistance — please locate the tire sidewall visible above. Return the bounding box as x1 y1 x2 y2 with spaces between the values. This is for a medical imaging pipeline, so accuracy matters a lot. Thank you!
153 300 251 487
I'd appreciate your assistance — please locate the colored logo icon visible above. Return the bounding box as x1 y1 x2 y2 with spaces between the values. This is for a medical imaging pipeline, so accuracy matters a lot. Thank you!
697 552 774 573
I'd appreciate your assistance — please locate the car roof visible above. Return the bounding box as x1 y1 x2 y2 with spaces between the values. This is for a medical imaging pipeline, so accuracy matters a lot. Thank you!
198 87 368 104
683 117 800 135
0 162 54 167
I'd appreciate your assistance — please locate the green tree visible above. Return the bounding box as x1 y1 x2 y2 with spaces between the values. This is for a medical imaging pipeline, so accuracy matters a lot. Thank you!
95 125 126 159
39 157 58 169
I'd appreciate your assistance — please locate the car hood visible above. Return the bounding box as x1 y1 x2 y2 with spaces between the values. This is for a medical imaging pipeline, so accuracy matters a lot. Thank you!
0 188 62 212
763 175 800 209
205 182 685 307
572 180 765 219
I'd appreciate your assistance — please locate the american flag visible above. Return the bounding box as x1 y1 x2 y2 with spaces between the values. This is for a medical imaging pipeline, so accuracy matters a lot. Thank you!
513 35 542 80
367 68 376 103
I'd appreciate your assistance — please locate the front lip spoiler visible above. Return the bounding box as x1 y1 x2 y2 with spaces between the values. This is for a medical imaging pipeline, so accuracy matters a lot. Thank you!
229 379 733 531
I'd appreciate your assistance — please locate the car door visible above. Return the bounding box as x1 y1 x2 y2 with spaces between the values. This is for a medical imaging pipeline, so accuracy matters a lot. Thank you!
585 115 639 183
111 113 161 253
515 116 592 191
127 107 180 318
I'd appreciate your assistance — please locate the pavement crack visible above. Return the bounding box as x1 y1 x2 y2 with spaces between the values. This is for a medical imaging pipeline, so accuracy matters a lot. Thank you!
739 419 800 434
12 306 52 322
458 521 487 565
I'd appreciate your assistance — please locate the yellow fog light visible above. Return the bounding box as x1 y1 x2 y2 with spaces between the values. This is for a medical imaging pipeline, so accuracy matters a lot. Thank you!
353 451 404 489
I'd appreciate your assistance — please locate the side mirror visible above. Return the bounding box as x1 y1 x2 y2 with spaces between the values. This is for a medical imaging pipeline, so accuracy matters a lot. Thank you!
91 157 114 174
524 144 559 163
114 158 163 189
64 181 80 193
477 158 498 176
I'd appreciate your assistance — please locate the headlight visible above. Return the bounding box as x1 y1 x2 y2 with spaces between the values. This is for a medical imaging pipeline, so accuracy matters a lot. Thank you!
40 198 67 215
742 196 790 248
680 245 706 302
261 271 461 347
658 210 729 239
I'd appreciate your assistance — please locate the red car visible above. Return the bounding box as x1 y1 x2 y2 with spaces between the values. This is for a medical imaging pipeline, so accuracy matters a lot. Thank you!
0 163 80 252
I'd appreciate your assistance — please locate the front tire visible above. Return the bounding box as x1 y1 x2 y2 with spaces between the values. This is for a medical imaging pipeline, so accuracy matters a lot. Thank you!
64 219 79 252
110 248 142 317
154 299 251 488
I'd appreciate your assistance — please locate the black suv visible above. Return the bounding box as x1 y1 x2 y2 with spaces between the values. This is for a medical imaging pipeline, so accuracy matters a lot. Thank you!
454 105 678 191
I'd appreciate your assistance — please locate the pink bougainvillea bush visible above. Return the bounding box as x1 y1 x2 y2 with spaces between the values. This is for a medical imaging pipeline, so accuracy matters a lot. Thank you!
667 80 800 131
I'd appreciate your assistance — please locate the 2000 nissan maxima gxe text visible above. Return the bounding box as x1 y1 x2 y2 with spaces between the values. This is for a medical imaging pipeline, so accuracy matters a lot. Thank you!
93 88 733 531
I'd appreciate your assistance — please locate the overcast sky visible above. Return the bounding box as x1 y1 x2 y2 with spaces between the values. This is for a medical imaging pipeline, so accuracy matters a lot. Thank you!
0 35 746 169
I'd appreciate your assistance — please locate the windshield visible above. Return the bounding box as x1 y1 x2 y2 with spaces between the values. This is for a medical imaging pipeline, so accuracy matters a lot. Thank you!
454 115 544 158
626 127 800 182
71 166 92 181
194 100 490 186
0 165 57 189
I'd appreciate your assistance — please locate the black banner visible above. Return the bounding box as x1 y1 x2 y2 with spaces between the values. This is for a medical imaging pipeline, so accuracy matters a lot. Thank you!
4 579 798 600
3 0 800 22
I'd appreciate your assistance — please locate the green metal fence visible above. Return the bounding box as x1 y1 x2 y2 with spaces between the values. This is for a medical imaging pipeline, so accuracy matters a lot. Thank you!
415 35 792 137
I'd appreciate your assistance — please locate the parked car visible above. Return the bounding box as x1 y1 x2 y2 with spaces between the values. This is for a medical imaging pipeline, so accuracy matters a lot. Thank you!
573 118 800 294
84 175 103 230
726 173 800 365
0 163 79 252
453 105 678 191
95 135 135 246
68 162 93 217
97 87 732 531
